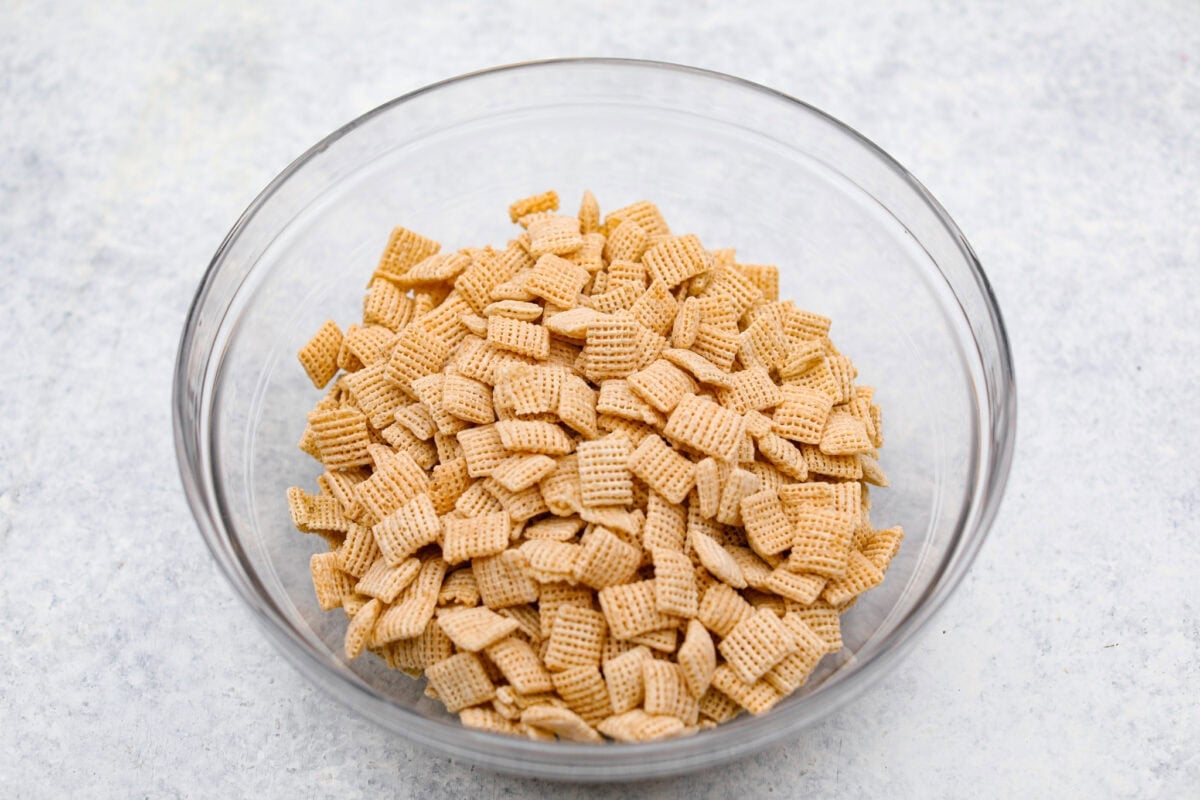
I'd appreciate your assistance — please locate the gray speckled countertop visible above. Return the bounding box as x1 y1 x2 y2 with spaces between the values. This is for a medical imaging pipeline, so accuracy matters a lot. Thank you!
3 2 1198 797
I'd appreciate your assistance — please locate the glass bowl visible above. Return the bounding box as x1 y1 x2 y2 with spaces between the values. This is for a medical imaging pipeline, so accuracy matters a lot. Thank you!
173 58 1015 781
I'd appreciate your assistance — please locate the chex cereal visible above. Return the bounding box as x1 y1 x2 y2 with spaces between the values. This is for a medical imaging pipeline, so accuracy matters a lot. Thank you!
288 191 901 742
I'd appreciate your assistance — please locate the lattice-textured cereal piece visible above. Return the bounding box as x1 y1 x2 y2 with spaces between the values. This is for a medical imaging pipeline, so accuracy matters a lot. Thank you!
697 583 754 637
703 265 763 319
537 582 592 641
819 408 873 455
719 368 782 415
740 490 793 557
520 705 602 743
539 454 582 516
777 303 831 344
714 468 761 527
523 254 588 309
698 687 741 723
627 359 696 415
484 314 550 360
363 278 415 331
460 707 521 735
825 353 856 404
581 313 640 380
822 550 884 606
374 557 447 642
737 314 788 371
570 232 606 274
549 373 594 439
861 525 903 572
527 214 584 257
690 530 747 590
509 190 559 222
596 379 661 425
453 424 507 478
761 612 828 694
718 607 798 683
777 340 825 382
372 226 441 284
571 525 641 590
627 280 678 336
453 481 504 518
356 450 431 521
772 386 834 444
598 579 675 640
640 492 686 554
642 234 710 288
604 259 646 291
765 568 826 605
664 621 712 704
633 324 669 371
502 365 562 417
483 637 553 695
524 516 584 543
626 434 696 506
387 324 451 394
496 604 542 645
598 710 687 743
662 393 744 461
661 349 733 390
436 605 520 652
394 402 438 441
690 322 739 372
786 507 853 579
355 556 421 603
542 605 608 671
733 263 778 302
338 521 381 577
379 422 437 469
425 652 496 712
386 617 454 677
372 491 444 566
495 419 574 455
602 219 650 263
801 444 863 480
605 199 670 237
482 476 548 521
791 603 842 652
298 320 343 389
542 307 603 341
551 666 612 725
487 454 554 493
393 251 471 289
513 540 580 584
441 511 510 565
710 664 783 715
786 357 840 401
308 407 372 469
601 644 652 714
629 627 679 653
472 552 539 608
317 468 368 519
641 659 699 724
651 547 699 618
310 551 353 610
343 597 382 659
426 457 469 515
576 436 633 507
575 189 601 234
439 374 493 425
287 487 348 534
438 567 480 606
671 296 701 349
692 458 722 519
755 433 809 480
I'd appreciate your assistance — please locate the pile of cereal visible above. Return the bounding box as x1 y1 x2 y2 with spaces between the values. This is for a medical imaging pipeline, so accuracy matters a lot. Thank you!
288 191 902 742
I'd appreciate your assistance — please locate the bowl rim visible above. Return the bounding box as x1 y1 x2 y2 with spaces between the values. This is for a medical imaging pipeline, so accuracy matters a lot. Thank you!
173 57 1017 777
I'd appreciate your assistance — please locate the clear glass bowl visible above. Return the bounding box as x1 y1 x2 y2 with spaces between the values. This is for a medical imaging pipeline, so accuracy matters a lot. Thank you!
174 59 1016 781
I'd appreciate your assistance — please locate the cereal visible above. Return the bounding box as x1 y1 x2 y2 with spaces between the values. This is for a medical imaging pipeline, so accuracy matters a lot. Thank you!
289 192 899 741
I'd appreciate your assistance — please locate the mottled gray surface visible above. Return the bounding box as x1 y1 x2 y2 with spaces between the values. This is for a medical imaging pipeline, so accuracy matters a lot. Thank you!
2 1 1198 797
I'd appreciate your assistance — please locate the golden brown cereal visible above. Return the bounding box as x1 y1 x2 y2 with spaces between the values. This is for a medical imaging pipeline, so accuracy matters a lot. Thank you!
628 627 679 653
374 557 447 642
643 234 710 288
487 315 551 360
308 407 373 469
652 547 699 617
773 386 835 444
356 556 421 603
822 550 885 606
460 706 522 735
298 320 344 389
338 521 381 577
395 251 472 289
582 314 641 380
521 705 603 743
577 437 634 507
435 605 518 652
596 379 661 425
629 434 696 505
755 432 809 480
372 226 441 284
820 408 873 455
372 493 441 565
344 598 382 659
491 454 557 492
691 531 748 589
710 664 782 715
485 637 554 694
714 467 761 527
438 567 481 606
802 444 864 480
472 552 540 608
677 619 716 698
598 579 674 640
441 374 495 425
662 348 733 388
627 359 697 415
740 490 793 557
765 568 826 605
514 540 580 584
509 190 559 222
662 393 744 461
698 687 741 723
363 278 415 330
598 710 687 743
426 652 496 712
543 605 608 671
602 219 650 263
311 551 353 611
528 214 584 257
602 644 653 713
551 666 612 725
697 583 755 637
642 492 687 552
442 511 510 565
718 608 798 684
495 419 574 455
572 525 641 589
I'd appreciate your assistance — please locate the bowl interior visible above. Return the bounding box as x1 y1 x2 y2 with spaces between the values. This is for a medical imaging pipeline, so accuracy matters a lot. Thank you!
190 61 997 779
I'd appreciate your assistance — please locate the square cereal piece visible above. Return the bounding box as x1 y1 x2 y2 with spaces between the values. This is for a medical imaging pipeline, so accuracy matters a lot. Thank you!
543 605 608 671
662 393 744 461
605 199 671 238
460 707 521 736
387 324 451 393
710 664 783 716
310 551 353 611
787 508 854 578
394 402 438 441
821 550 885 606
597 710 688 743
703 265 763 318
582 314 641 380
690 322 740 371
496 419 575 455
308 406 373 469
485 636 554 694
524 515 584 543
355 557 421 603
556 373 599 439
513 539 580 584
509 190 559 222
677 619 716 697
486 315 551 360
763 612 829 694
374 557 447 642
826 354 857 404
714 467 761 527
602 219 650 263
576 436 634 507
772 386 835 444
491 454 557 492
425 652 496 712
363 278 415 331
572 525 641 589
472 552 540 608
765 568 826 605
661 348 733 388
442 511 511 565
693 458 722 519
734 263 779 302
355 450 432 520
630 280 679 336
428 458 471 516
551 666 613 725
527 214 584 257
526 254 590 309
819 408 873 455
629 434 696 505
861 525 904 571
372 493 442 565
598 579 674 640
652 547 699 617
718 367 782 414
691 531 748 589
441 374 495 425
756 432 809 480
643 234 711 288
643 659 699 724
739 490 793 557
437 605 520 651
786 357 840 400
438 567 481 606
698 687 741 723
737 315 789 371
603 644 654 714
596 379 662 426
577 190 601 234
801 444 864 480
482 476 549 521
394 251 471 289
696 583 754 638
643 491 687 553
504 364 564 416
372 225 441 284
628 627 678 653
628 359 697 414
298 320 343 389
520 705 603 743
456 423 510 477
454 481 504 518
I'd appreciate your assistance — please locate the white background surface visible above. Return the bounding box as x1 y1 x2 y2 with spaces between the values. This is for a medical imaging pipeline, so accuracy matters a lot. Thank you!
3 1 1198 797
